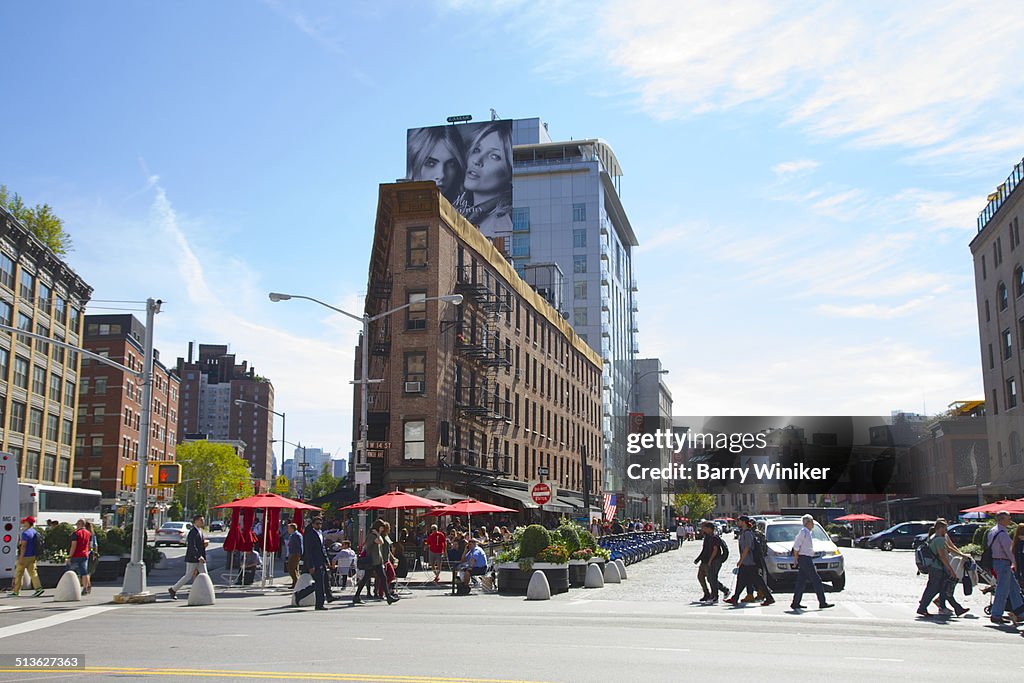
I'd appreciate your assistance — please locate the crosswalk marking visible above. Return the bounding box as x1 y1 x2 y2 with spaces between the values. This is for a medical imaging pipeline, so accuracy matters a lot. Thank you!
842 602 873 619
0 605 118 640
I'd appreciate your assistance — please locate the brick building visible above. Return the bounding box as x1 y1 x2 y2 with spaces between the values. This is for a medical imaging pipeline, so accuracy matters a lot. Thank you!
1 203 91 485
77 314 179 522
352 181 604 514
175 343 275 486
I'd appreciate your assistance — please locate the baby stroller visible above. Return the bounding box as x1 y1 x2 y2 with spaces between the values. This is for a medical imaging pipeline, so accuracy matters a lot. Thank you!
977 563 1024 616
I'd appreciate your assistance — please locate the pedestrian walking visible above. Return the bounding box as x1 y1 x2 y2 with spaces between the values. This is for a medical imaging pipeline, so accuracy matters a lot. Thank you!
426 524 446 584
11 516 44 597
334 540 357 589
933 529 971 616
66 519 92 595
985 511 1024 625
695 521 725 603
294 516 331 610
285 523 302 589
352 521 398 605
790 514 834 611
675 520 686 545
725 516 774 606
1012 523 1024 587
168 515 208 600
916 519 957 617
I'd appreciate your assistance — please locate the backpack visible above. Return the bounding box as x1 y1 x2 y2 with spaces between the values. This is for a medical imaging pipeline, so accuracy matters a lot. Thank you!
717 536 730 562
750 529 767 563
980 528 1002 572
915 539 937 574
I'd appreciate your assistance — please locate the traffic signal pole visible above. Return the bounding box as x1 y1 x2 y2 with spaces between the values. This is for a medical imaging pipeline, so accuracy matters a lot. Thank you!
120 298 160 599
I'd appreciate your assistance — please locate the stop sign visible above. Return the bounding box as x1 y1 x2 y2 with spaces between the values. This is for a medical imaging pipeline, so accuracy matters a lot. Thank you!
530 482 552 505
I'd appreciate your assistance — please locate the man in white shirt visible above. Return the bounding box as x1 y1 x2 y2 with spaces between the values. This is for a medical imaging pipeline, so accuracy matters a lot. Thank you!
790 514 834 611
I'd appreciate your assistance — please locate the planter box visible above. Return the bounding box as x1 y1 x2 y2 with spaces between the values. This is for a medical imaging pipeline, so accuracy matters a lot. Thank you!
35 563 71 589
91 555 125 583
496 561 569 595
568 560 589 587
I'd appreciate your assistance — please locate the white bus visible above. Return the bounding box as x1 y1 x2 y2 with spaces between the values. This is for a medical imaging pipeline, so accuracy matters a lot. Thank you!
1 452 18 585
19 483 102 527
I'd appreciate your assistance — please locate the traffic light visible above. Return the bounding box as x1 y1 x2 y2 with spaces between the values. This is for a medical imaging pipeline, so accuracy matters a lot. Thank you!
156 463 181 485
238 481 243 492
122 463 137 488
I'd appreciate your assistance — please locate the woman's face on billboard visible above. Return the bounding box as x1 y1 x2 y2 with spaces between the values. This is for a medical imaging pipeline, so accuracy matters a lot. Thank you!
464 131 509 194
414 140 460 194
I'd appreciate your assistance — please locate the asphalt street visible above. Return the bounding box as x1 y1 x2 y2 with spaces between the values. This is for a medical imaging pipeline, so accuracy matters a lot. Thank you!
0 538 1021 682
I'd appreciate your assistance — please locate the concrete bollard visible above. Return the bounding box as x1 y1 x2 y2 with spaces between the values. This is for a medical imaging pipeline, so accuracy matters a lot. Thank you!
603 562 621 583
615 559 628 580
54 571 82 602
187 573 216 606
293 574 315 607
584 563 605 588
526 570 551 600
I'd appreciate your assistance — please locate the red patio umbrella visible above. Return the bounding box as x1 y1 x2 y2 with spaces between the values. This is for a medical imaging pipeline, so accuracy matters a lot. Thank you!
222 507 244 553
340 490 444 548
834 513 883 522
960 500 1024 514
423 498 517 539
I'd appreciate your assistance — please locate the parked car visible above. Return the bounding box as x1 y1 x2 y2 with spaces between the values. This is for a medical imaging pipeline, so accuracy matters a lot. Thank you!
866 521 932 551
154 521 193 547
209 521 224 532
762 517 845 591
912 522 982 549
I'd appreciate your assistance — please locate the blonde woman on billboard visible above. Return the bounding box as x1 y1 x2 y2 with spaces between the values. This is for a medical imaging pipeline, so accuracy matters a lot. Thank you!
406 126 466 204
456 122 513 232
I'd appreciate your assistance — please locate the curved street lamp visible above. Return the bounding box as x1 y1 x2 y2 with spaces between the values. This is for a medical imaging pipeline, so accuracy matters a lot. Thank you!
269 291 463 544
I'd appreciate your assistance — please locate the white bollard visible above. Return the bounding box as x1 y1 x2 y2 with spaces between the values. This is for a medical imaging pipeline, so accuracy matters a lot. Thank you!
187 573 216 606
293 574 315 607
526 570 551 600
584 563 605 588
615 559 628 579
603 562 621 583
54 571 82 602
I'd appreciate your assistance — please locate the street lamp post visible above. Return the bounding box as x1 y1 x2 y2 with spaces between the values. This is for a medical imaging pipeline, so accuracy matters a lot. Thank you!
269 291 463 545
235 399 285 494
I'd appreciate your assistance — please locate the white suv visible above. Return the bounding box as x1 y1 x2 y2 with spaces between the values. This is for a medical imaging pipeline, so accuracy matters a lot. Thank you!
762 517 845 591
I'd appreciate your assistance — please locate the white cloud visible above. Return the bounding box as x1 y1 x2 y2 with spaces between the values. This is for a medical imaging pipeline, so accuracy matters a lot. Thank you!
772 159 819 177
594 1 1024 159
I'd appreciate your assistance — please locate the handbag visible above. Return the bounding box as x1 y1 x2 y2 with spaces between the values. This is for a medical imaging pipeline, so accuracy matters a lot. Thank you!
356 552 370 570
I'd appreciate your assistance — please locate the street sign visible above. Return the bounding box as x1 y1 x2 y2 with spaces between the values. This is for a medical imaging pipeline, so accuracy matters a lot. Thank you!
537 467 549 477
354 471 371 485
529 481 554 506
274 475 289 494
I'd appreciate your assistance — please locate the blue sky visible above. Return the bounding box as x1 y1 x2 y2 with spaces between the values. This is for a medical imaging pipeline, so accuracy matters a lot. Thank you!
3 1 1023 469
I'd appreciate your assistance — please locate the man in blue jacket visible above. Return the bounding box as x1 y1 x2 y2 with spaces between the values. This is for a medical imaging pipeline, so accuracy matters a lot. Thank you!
295 516 330 610
168 516 207 600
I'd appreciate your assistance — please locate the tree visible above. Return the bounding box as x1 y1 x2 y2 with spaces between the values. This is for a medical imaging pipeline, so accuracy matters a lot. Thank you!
671 491 717 523
307 462 342 501
172 441 254 517
0 185 73 254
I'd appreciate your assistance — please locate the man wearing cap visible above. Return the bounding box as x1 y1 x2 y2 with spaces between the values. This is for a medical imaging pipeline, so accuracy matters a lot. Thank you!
790 514 834 611
11 517 44 597
987 511 1024 625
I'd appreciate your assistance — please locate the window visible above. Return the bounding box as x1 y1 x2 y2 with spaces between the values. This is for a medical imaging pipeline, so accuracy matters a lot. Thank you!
62 418 73 446
19 270 34 300
511 207 530 232
406 228 428 268
53 334 64 364
31 365 46 394
16 312 32 346
28 407 43 437
404 351 426 385
12 356 29 389
573 281 588 300
404 420 425 460
999 282 1008 310
1017 266 1024 298
573 229 587 248
406 291 426 330
64 380 75 407
982 254 988 280
95 376 108 394
0 347 7 379
1005 329 1014 360
574 307 588 326
573 255 587 274
54 295 66 325
50 373 61 402
511 234 529 257
58 457 70 484
46 413 59 441
1007 377 1018 409
42 454 56 482
37 282 51 314
9 401 25 432
986 299 991 323
24 450 39 479
69 306 80 333
0 301 10 327
989 344 995 369
34 323 49 355
0 252 13 290
572 203 586 222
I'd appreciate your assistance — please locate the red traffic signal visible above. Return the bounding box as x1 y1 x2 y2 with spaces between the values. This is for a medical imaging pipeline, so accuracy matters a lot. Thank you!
156 464 181 485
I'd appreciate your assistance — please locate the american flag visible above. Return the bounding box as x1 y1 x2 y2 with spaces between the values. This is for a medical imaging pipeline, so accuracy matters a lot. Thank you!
603 493 617 521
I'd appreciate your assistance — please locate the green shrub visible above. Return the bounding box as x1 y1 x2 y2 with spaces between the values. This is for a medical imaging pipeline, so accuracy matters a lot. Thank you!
960 543 982 558
104 527 129 554
39 523 75 562
519 524 551 559
972 520 1016 548
555 525 581 553
826 524 852 538
536 543 569 564
579 529 598 551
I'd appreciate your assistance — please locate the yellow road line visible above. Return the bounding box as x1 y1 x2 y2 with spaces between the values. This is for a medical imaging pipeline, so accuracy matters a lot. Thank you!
0 667 554 683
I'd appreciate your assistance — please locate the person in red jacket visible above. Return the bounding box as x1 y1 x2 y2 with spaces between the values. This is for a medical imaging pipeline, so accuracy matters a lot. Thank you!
67 519 92 595
425 524 446 584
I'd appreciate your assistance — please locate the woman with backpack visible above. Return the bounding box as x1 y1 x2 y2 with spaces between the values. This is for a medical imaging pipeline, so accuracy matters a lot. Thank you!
917 519 958 617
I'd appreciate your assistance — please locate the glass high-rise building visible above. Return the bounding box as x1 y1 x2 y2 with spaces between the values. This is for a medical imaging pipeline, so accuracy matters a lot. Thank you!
478 117 640 505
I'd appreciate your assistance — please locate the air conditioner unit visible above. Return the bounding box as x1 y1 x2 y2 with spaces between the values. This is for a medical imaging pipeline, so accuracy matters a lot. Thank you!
404 381 423 393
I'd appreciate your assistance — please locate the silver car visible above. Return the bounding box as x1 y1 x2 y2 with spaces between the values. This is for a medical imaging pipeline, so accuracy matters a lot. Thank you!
762 517 845 591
